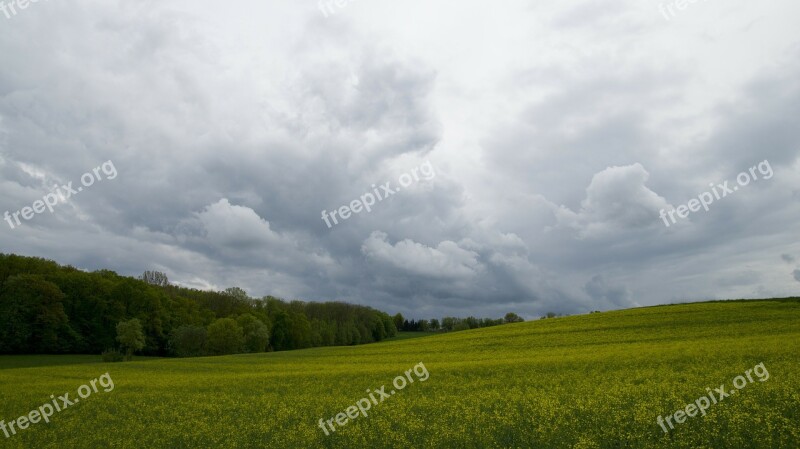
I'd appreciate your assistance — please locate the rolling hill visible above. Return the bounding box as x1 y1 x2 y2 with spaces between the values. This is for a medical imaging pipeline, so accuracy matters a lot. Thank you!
1 298 798 448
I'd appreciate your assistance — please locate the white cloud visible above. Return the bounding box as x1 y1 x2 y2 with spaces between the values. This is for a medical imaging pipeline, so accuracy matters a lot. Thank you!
191 198 287 249
554 163 673 238
362 231 482 279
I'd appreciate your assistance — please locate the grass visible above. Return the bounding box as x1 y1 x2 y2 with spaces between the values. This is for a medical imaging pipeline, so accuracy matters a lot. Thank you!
0 355 160 370
0 298 798 448
382 331 439 341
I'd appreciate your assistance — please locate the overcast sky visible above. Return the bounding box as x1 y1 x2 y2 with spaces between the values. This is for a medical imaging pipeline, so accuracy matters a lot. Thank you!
1 0 799 319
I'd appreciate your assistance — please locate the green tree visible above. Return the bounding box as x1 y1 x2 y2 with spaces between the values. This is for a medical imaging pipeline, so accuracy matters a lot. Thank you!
237 314 270 353
381 313 397 338
393 313 405 331
110 279 168 353
223 287 250 301
140 271 169 287
270 311 292 350
0 275 72 353
0 253 419 356
504 312 525 323
271 310 313 351
465 316 480 329
287 312 311 349
168 325 207 357
441 317 457 331
116 318 146 361
453 322 470 331
312 319 336 346
206 318 244 355
418 319 430 331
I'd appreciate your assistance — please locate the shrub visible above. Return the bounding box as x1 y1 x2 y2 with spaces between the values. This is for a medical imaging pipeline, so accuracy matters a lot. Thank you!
101 349 124 362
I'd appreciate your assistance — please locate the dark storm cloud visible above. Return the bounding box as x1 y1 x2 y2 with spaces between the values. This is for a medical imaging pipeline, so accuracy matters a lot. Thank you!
1 0 798 320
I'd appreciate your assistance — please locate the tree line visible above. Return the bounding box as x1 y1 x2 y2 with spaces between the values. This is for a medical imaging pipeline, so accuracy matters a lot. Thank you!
0 253 527 358
0 254 396 357
393 312 524 332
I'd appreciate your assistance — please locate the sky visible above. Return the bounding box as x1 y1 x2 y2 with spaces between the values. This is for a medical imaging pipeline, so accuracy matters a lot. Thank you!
1 0 799 320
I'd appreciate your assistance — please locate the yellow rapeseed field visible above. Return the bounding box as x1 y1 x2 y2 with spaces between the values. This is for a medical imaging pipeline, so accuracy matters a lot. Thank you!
1 298 798 448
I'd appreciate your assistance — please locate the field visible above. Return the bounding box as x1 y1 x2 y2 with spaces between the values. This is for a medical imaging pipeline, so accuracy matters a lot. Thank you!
1 299 799 448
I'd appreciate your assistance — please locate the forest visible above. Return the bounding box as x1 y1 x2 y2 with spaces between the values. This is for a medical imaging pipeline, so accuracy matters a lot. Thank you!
0 253 397 356
0 253 524 358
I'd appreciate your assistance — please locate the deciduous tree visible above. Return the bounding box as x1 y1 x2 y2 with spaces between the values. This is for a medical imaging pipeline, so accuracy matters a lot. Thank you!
206 318 244 355
116 318 145 361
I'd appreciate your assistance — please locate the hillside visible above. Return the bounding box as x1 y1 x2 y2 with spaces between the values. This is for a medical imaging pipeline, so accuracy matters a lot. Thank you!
1 298 798 448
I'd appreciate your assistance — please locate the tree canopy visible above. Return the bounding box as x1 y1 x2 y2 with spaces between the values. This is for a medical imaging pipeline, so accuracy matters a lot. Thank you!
0 254 526 357
116 318 145 360
0 253 399 357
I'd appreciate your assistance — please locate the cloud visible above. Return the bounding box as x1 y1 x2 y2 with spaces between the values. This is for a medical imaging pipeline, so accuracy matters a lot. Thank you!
554 163 673 238
188 199 286 248
361 231 482 279
1 0 799 320
584 274 637 309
